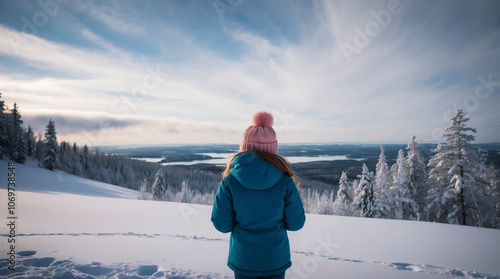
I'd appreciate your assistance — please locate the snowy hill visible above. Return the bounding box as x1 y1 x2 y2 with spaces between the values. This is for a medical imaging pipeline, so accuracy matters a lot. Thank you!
1 160 499 279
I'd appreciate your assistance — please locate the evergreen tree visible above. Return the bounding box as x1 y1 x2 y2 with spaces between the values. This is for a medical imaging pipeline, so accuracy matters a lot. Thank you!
43 119 60 170
139 177 149 200
152 169 167 200
59 141 66 169
374 146 391 218
333 171 353 216
69 142 83 176
82 144 89 171
26 125 36 158
482 164 500 228
427 110 493 226
35 133 45 166
304 189 329 215
72 142 78 156
405 135 428 219
0 93 7 159
8 103 27 163
390 149 419 220
176 180 193 203
353 164 375 218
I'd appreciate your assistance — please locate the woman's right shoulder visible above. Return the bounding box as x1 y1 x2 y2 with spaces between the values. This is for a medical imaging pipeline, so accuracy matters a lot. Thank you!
221 174 239 189
221 173 234 183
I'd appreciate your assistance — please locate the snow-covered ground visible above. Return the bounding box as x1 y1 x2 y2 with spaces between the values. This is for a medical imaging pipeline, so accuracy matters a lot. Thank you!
1 160 499 279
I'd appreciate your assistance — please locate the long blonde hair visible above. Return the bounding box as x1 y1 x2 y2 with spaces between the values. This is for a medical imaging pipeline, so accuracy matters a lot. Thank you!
222 150 300 187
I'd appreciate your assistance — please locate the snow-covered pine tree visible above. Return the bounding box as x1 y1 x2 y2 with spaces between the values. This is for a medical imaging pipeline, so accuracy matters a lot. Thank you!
61 141 78 175
405 135 428 219
389 162 398 184
353 164 375 218
391 149 419 220
316 190 334 215
176 180 193 203
69 142 83 176
59 141 69 172
26 125 36 158
333 171 353 216
35 133 45 166
427 110 493 226
43 119 60 170
482 163 500 228
300 188 312 214
139 177 149 200
152 169 167 200
0 93 7 159
191 189 215 205
8 103 27 164
72 142 79 156
81 144 89 171
374 146 391 218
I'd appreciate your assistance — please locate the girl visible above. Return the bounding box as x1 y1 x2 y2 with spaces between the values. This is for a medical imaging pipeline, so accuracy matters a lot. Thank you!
211 111 306 279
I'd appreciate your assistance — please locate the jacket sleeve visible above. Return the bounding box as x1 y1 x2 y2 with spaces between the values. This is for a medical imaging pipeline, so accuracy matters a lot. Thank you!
284 178 306 231
211 180 234 233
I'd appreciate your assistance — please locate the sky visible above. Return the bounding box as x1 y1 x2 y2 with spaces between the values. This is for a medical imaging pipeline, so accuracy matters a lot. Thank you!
0 0 499 147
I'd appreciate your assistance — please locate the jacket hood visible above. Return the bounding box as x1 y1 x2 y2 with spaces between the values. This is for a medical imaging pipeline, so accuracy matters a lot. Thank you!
230 152 284 190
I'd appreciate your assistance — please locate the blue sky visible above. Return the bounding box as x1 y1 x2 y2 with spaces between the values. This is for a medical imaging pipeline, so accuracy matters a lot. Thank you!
0 0 499 146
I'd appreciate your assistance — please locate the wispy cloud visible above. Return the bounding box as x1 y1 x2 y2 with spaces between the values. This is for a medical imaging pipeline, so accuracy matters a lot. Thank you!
0 0 499 145
0 25 140 79
86 2 143 34
80 28 124 55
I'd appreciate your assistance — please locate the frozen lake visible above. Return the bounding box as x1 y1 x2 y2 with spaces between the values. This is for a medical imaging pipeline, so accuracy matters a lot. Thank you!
133 153 361 166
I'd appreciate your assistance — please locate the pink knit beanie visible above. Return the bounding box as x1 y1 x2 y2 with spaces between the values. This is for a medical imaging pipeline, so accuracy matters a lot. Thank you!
240 111 278 154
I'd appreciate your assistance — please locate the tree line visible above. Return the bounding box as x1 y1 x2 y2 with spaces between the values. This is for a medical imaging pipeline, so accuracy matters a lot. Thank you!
1 94 499 228
309 110 499 228
0 93 219 204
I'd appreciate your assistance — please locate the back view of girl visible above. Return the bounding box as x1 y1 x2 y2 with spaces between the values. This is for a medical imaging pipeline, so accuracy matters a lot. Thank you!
211 111 306 279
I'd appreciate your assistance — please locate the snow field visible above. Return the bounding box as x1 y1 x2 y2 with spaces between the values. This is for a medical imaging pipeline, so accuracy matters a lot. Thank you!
1 160 500 278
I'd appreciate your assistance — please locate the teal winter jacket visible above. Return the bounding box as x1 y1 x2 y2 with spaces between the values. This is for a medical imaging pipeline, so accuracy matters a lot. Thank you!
211 152 306 276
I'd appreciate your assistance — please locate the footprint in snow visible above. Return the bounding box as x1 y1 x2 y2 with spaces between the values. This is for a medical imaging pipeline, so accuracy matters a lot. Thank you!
137 264 159 276
17 251 37 257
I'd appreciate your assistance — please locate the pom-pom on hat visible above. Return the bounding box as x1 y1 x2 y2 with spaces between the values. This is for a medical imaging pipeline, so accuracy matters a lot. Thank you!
240 111 278 154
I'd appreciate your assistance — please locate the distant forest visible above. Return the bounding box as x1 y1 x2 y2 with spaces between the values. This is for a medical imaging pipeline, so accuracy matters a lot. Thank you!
1 93 499 229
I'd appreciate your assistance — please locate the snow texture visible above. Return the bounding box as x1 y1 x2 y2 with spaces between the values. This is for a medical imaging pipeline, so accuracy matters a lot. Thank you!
1 160 500 279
